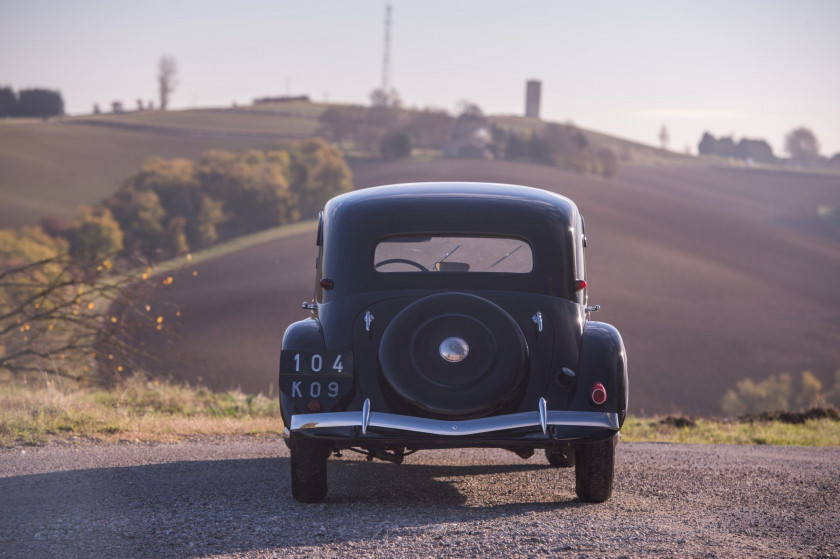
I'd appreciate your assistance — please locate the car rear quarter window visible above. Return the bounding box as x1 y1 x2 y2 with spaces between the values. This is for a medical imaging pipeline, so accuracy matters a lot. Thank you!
374 235 533 273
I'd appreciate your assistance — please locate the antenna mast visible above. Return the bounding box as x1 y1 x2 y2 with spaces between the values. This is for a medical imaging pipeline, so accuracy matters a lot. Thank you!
381 3 392 91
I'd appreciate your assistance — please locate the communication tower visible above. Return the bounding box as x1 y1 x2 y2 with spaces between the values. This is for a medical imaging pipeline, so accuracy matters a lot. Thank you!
382 4 392 92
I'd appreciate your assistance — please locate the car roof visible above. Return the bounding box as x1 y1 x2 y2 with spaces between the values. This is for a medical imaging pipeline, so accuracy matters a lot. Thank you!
325 182 577 225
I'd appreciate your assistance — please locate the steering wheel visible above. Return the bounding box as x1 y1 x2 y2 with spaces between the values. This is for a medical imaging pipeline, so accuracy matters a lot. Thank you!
375 258 429 272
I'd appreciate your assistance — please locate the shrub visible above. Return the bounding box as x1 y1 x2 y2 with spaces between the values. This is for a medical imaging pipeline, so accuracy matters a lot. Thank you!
500 124 617 178
380 130 412 159
287 139 353 218
721 371 838 416
0 234 153 381
97 141 351 260
721 373 792 415
826 370 840 408
196 149 295 237
65 206 124 262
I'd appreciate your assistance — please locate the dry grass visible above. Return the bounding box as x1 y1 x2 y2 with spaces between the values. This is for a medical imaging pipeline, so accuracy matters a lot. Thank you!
621 415 840 446
3 371 838 447
0 373 282 446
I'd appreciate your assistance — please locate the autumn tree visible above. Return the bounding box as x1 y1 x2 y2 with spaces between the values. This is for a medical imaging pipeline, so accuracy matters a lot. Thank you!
784 127 820 166
65 206 124 263
287 139 354 217
196 149 295 236
157 55 178 110
0 228 154 380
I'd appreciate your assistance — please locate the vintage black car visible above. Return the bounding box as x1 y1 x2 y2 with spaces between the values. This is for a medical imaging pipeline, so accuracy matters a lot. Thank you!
279 182 628 503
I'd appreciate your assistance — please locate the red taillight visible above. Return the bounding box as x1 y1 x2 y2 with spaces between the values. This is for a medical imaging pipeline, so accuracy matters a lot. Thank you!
575 279 587 291
307 400 323 412
590 383 607 406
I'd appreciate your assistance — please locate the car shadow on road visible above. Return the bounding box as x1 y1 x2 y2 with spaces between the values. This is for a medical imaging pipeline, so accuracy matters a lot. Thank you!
1 453 591 557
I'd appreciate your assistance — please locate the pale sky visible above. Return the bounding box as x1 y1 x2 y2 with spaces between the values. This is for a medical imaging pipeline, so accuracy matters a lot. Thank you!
2 0 839 156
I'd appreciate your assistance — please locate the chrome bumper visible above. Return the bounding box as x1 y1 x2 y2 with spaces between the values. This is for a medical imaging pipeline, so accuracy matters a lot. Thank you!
289 397 619 437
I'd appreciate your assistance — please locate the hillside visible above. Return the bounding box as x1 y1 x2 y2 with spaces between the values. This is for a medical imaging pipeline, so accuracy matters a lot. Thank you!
0 102 324 227
130 157 840 415
1 102 684 228
3 102 840 414
489 114 697 167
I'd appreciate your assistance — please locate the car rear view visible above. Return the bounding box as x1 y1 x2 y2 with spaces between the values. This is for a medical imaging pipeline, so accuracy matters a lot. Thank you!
279 182 628 503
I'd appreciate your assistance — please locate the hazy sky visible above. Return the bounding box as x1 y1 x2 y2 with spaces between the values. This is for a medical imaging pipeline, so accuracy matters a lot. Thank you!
2 0 839 155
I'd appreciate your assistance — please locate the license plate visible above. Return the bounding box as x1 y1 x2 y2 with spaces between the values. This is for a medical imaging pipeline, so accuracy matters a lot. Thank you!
279 375 353 401
279 351 353 403
280 350 352 376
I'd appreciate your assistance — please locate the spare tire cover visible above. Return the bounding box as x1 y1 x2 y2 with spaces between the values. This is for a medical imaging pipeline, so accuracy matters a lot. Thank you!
378 293 528 416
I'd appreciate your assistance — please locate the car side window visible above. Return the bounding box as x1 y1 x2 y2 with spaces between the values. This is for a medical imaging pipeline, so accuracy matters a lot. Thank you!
576 213 587 306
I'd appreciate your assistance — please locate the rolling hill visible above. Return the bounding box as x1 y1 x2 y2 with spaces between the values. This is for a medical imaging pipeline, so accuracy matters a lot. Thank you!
3 103 839 414
132 158 840 415
0 102 685 228
0 102 325 227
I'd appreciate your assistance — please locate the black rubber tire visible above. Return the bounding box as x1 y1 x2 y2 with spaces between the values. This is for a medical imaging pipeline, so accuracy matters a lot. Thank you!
574 435 616 503
545 447 575 468
289 432 330 503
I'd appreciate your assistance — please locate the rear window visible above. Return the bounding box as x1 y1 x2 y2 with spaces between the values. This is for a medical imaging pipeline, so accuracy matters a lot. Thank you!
374 235 533 273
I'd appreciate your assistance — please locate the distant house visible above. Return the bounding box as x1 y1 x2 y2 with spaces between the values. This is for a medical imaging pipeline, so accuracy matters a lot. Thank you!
443 116 494 159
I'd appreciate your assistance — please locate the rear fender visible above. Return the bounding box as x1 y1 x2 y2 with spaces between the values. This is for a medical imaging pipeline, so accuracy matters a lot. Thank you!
280 318 326 426
571 321 628 425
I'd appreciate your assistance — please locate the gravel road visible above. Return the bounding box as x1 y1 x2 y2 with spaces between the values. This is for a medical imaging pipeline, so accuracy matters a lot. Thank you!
1 440 838 558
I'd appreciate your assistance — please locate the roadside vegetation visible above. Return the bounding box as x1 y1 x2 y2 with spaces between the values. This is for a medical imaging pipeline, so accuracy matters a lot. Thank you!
621 412 840 446
720 370 840 415
0 373 281 446
2 370 838 447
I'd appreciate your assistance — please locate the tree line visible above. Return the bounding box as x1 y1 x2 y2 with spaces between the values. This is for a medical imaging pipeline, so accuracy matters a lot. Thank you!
699 127 839 169
59 138 351 262
0 86 64 118
721 370 840 416
318 101 618 177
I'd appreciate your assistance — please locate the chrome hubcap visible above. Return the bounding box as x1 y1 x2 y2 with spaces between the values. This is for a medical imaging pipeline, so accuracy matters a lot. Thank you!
439 337 469 362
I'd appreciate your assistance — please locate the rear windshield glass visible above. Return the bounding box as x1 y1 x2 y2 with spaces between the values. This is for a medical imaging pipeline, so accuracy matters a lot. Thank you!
374 235 533 273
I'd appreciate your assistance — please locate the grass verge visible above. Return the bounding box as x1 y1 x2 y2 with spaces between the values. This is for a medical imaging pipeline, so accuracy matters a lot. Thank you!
0 374 282 447
3 375 839 447
621 415 840 446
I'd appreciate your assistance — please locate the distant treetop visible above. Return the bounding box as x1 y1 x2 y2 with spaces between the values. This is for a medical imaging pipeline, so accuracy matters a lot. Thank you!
0 86 64 119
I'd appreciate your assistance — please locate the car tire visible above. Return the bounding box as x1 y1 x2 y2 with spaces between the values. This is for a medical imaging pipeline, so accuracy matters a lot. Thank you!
545 447 575 468
290 432 330 503
574 435 616 503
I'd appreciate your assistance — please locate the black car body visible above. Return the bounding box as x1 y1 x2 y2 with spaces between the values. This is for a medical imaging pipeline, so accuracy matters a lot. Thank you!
280 182 628 502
